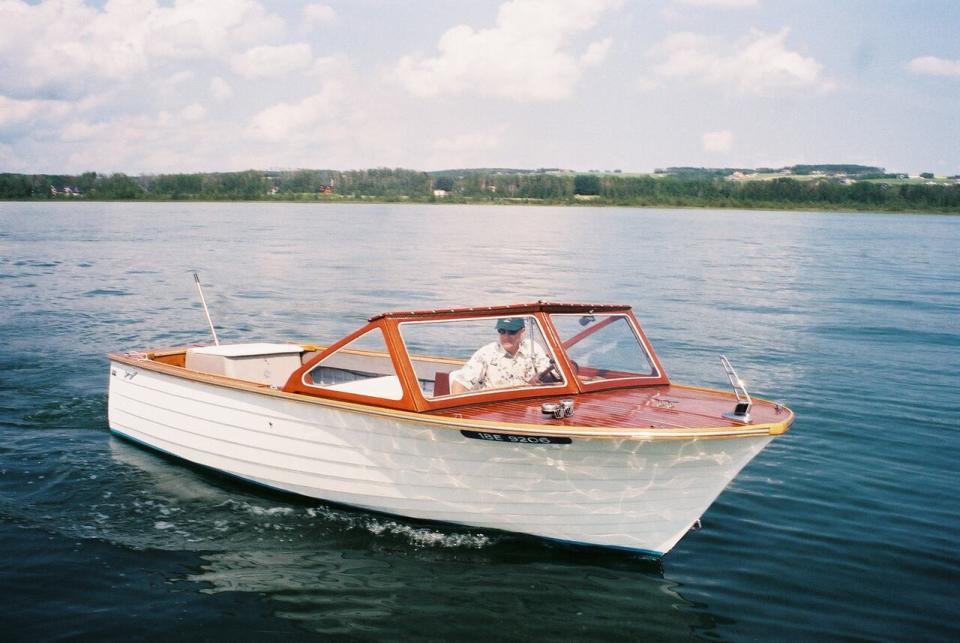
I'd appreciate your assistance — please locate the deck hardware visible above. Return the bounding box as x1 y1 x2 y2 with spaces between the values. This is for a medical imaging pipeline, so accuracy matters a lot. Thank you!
720 355 752 423
542 400 574 419
650 397 677 409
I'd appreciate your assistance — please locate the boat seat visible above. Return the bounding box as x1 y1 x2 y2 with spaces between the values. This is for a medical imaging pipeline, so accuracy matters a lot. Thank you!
323 375 403 400
434 371 450 397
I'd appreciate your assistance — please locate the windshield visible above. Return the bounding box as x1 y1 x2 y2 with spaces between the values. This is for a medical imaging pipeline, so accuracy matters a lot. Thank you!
302 327 403 400
398 315 565 398
550 313 658 384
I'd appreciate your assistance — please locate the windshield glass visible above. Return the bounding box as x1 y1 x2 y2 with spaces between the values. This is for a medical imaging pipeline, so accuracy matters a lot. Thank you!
399 315 565 398
550 313 658 384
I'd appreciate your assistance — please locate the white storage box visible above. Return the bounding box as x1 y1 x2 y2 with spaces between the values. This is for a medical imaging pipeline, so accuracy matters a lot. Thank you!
185 343 303 387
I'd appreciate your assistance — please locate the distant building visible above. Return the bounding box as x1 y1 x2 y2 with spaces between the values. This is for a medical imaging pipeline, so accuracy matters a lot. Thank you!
433 189 449 198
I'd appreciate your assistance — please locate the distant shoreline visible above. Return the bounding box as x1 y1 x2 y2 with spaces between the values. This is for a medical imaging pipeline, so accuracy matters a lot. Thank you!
6 195 958 215
3 167 958 214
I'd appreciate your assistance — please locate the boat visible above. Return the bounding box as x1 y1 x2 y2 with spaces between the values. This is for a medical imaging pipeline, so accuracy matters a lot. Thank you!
107 301 794 556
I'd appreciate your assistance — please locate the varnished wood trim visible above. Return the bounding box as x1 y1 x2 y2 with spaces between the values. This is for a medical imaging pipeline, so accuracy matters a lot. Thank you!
370 302 631 322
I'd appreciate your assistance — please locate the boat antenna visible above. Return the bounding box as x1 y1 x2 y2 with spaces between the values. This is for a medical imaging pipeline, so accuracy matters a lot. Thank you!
193 272 220 346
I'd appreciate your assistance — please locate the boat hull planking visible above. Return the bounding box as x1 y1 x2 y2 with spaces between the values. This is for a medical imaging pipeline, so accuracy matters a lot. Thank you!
109 360 773 555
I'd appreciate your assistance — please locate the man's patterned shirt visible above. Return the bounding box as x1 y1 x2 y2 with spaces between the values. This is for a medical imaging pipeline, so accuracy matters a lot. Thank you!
449 339 552 392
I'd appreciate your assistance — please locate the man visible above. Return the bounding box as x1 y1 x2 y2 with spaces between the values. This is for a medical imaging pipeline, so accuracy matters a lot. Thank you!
449 317 556 394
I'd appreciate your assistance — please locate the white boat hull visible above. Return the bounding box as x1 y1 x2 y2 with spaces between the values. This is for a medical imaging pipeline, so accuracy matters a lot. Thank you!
108 361 772 556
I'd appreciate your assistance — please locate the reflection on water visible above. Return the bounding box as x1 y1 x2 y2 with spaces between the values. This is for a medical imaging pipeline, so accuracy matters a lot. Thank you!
110 438 712 639
187 547 711 640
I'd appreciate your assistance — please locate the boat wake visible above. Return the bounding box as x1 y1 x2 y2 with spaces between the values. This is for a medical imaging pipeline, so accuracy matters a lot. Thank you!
0 430 499 556
303 505 494 550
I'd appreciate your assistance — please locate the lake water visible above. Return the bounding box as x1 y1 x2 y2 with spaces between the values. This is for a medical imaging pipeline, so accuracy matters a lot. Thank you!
1 201 957 641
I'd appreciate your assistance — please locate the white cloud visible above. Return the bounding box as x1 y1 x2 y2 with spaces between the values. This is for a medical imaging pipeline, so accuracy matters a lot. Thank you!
0 95 72 127
163 71 196 87
425 127 512 170
662 0 756 19
0 0 288 96
675 0 758 7
155 71 197 98
644 28 831 95
0 1 360 173
1 2 955 177
231 43 314 79
582 38 614 67
0 143 20 171
245 81 345 142
60 120 107 142
210 77 234 101
433 130 505 153
180 103 207 121
304 4 336 26
703 130 733 152
395 0 622 101
55 108 242 173
306 55 348 78
906 56 960 77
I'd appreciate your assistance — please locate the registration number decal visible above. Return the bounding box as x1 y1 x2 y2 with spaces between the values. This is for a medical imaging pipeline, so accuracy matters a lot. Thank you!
461 430 571 445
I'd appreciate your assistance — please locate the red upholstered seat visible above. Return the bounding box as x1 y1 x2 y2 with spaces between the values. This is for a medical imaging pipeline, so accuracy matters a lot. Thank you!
434 371 450 397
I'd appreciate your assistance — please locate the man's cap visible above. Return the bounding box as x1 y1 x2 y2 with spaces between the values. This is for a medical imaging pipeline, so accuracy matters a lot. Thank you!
495 317 525 332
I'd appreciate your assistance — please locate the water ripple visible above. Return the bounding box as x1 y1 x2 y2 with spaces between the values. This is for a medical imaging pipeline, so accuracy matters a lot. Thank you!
1 202 958 640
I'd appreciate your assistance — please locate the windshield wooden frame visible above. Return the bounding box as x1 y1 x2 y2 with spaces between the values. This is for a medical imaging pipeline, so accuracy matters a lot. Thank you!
549 311 669 392
284 303 670 411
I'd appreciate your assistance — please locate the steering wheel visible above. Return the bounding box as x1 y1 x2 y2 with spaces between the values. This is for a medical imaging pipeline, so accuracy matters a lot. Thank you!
536 362 562 384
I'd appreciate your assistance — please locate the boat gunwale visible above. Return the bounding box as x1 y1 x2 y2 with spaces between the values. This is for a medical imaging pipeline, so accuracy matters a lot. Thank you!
109 351 794 440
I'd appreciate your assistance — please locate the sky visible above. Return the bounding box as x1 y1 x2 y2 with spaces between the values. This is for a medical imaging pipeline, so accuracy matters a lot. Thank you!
1 0 958 175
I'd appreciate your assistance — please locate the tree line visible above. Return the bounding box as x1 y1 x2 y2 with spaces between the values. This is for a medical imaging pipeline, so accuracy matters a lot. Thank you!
1 168 958 212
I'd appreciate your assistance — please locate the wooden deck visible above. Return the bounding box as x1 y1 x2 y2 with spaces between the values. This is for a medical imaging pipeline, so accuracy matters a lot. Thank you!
431 384 788 430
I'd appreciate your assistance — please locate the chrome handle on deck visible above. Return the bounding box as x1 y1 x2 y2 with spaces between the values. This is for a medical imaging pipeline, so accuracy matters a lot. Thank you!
720 355 752 422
